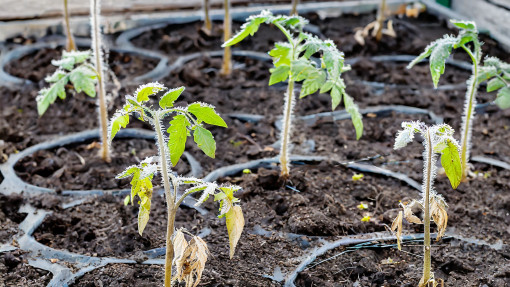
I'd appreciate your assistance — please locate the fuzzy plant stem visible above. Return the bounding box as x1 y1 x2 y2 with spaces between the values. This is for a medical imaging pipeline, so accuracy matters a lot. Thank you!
459 43 481 181
203 0 212 33
279 78 295 178
154 112 176 287
422 128 433 284
290 0 299 15
63 0 76 51
90 0 110 162
220 0 232 75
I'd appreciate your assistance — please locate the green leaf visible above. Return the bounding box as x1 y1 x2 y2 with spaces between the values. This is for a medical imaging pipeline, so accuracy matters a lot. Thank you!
269 43 292 67
344 93 363 140
429 40 455 88
193 126 216 158
450 20 477 32
320 80 334 94
188 103 227 127
37 75 69 115
110 113 130 140
440 139 462 189
159 86 184 108
408 46 433 69
330 81 344 109
124 195 130 206
269 65 290 85
167 115 190 166
300 69 326 98
135 82 166 103
69 66 97 97
487 78 505 92
290 59 315 82
496 87 510 109
222 12 270 47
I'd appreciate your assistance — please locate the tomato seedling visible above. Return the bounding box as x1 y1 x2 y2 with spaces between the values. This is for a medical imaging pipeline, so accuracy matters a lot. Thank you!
38 0 110 162
408 20 510 181
223 10 363 178
392 121 462 287
109 83 244 287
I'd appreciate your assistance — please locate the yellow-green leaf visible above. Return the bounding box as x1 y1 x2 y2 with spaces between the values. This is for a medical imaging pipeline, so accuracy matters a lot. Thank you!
167 115 189 166
225 205 244 259
110 114 129 140
159 86 184 108
440 139 462 189
188 103 227 127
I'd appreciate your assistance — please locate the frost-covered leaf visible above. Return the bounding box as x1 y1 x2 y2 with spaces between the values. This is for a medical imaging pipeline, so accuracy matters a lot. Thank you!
69 66 97 97
225 205 244 259
37 75 69 115
222 11 272 47
496 87 510 109
52 57 75 71
330 81 344 109
159 86 184 108
290 59 315 82
135 82 166 103
188 103 227 127
109 112 130 140
429 38 456 88
193 126 216 159
450 19 477 32
45 69 67 83
63 50 91 64
167 115 190 166
487 77 506 92
269 65 290 85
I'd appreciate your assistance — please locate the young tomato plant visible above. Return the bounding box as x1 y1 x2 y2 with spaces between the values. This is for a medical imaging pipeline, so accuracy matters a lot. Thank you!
392 121 462 287
109 83 244 287
223 10 363 178
408 20 510 181
38 0 110 162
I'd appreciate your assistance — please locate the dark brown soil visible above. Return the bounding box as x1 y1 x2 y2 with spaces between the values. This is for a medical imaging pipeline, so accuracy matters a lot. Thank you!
1 10 510 287
0 250 53 287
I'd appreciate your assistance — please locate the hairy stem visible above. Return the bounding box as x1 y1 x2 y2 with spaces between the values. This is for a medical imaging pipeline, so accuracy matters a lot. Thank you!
203 0 212 33
422 129 432 284
154 113 176 287
460 44 480 181
220 0 232 75
90 0 110 162
290 0 299 15
164 201 176 287
279 78 295 178
63 0 76 51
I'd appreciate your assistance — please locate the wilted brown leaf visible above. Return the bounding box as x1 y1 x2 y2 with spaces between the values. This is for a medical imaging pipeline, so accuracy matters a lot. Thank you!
431 197 448 240
391 211 403 250
402 201 422 224
173 234 209 287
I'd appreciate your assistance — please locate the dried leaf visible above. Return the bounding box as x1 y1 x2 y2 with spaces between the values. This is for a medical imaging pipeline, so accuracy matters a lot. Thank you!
391 211 403 250
431 197 448 240
402 201 422 224
172 229 188 265
354 29 365 46
226 205 244 259
173 235 209 287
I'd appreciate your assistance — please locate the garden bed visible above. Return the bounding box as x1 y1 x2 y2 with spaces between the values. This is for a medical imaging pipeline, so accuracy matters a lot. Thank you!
1 6 510 287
